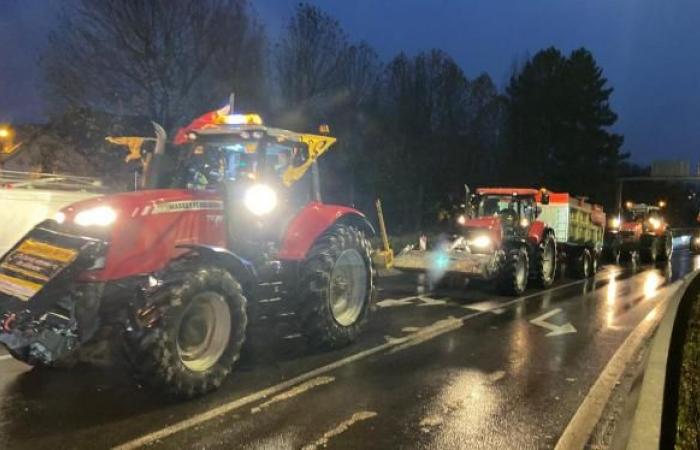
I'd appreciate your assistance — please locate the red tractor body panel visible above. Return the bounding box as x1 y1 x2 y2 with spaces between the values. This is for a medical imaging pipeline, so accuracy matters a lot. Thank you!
476 187 539 197
61 192 366 281
527 221 546 244
68 190 225 281
277 202 369 261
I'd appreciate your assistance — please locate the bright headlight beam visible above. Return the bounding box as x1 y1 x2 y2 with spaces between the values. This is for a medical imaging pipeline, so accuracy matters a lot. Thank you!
74 206 117 227
53 212 66 224
244 184 278 216
472 235 491 249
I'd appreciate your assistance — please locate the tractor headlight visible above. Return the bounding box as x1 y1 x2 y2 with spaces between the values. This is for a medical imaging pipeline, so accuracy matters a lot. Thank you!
648 217 661 230
457 214 466 225
244 184 277 216
471 235 492 249
74 206 117 227
53 211 66 224
609 217 620 229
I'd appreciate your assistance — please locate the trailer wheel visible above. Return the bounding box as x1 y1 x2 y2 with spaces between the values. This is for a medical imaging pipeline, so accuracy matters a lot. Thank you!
127 265 247 399
531 232 556 288
569 248 591 279
658 232 673 262
639 235 658 263
498 247 528 295
299 224 375 349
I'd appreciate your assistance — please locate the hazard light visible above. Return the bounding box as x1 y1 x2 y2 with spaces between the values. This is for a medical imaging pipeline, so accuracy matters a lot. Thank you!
218 113 263 126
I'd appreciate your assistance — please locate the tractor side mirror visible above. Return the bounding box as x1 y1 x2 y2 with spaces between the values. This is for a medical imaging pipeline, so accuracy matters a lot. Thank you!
540 192 550 205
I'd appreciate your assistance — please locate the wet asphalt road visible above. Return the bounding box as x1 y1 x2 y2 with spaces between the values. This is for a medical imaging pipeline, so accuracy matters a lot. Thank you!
0 251 699 450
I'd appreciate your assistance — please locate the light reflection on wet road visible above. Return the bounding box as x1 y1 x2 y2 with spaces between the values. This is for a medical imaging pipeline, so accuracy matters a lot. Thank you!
0 251 698 449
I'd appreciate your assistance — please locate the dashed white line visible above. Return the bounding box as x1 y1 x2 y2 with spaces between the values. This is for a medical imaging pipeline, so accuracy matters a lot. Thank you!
301 411 377 450
251 376 335 414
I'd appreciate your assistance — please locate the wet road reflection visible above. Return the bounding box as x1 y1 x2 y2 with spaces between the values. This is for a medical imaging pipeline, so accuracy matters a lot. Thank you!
0 250 696 449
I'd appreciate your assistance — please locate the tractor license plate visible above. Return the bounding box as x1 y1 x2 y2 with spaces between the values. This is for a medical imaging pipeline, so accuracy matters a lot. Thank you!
0 239 78 300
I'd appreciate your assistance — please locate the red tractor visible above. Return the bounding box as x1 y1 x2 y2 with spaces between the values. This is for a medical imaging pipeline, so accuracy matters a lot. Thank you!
603 203 672 263
394 188 559 295
0 108 376 398
394 187 605 295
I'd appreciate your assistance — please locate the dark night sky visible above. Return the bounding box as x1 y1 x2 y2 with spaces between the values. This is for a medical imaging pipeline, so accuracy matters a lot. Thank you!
1 0 699 164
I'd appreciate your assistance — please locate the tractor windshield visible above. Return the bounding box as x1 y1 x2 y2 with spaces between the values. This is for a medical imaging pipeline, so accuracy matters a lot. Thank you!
173 137 302 190
477 195 530 219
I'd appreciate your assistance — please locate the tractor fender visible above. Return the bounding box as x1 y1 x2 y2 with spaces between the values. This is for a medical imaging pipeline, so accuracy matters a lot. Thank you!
172 244 256 285
527 221 551 245
278 202 375 261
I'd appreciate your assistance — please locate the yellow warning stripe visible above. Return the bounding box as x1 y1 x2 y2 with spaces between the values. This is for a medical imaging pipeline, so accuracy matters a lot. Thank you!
0 263 50 282
0 273 42 298
16 239 77 263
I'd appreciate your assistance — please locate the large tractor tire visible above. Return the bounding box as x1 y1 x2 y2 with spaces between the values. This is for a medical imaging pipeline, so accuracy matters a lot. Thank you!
299 224 375 349
531 231 557 288
127 265 247 399
658 232 673 262
639 235 659 264
497 247 529 296
568 248 592 279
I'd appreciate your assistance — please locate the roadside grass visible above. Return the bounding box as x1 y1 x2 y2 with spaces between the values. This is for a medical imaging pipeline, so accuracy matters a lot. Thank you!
676 293 700 449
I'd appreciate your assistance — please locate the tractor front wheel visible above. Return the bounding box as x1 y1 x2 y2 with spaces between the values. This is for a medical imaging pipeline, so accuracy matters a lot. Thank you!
639 235 659 264
658 232 673 262
299 225 375 349
497 247 528 295
127 265 247 399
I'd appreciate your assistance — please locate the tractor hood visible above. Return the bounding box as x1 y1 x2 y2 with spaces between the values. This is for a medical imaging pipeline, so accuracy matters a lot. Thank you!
58 189 222 225
461 215 501 231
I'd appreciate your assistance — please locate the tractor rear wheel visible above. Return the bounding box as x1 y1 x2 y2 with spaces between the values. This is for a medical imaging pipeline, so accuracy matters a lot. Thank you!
127 265 247 399
299 225 375 349
531 232 556 288
497 247 528 295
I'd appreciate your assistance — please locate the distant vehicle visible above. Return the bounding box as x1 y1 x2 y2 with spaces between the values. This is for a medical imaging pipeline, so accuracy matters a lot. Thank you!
604 203 672 263
0 108 376 399
690 212 700 254
393 187 605 295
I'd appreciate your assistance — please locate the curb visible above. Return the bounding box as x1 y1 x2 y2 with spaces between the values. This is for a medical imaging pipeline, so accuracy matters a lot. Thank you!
554 269 699 450
624 270 700 449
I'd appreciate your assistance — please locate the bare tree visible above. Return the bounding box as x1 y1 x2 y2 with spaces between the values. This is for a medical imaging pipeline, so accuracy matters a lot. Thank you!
41 0 266 129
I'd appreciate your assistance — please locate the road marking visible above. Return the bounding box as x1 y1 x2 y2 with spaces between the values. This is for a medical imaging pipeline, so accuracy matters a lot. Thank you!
112 277 601 449
251 376 335 414
0 354 12 361
554 275 691 450
530 308 577 337
301 411 377 450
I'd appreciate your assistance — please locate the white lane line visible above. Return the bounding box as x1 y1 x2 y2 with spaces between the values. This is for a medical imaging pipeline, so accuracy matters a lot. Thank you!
251 376 335 414
301 411 377 450
114 277 601 449
554 274 692 450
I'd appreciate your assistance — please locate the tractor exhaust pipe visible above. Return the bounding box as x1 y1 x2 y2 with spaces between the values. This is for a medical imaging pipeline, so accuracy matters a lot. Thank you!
144 122 167 189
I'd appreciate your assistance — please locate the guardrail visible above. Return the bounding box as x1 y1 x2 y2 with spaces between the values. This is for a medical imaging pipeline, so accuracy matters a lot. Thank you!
0 170 105 192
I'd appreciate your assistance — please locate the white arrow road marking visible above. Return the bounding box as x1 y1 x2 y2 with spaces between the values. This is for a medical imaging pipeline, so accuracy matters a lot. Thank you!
530 308 577 337
0 354 12 361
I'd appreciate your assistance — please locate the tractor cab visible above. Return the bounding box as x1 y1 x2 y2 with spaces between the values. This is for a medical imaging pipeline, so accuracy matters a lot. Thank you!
163 113 337 261
460 188 548 238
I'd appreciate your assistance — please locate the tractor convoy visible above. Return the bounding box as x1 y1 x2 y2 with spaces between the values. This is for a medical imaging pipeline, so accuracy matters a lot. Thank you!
0 102 676 399
393 188 606 294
